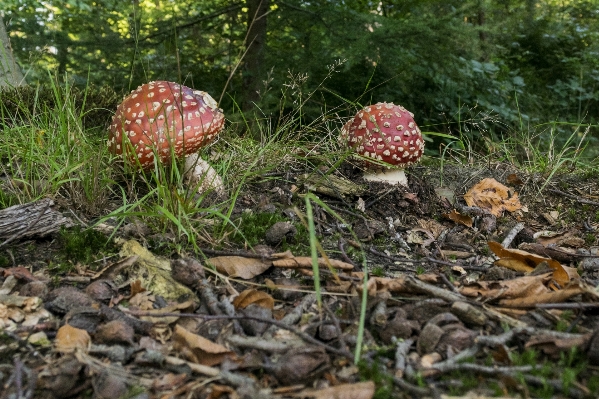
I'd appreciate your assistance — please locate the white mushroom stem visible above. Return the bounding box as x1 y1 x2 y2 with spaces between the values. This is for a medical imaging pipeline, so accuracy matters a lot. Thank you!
362 168 407 186
183 153 225 196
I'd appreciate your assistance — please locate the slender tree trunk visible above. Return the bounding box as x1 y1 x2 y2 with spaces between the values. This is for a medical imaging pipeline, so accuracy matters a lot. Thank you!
0 15 24 87
242 0 269 112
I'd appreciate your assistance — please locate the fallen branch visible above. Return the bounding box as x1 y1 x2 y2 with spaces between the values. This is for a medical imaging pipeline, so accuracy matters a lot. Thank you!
0 198 72 248
125 309 352 359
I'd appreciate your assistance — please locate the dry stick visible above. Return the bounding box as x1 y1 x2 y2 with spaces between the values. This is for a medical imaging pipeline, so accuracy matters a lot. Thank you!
432 362 535 375
439 272 459 293
198 247 275 260
0 199 52 249
326 204 374 239
394 338 413 372
126 309 352 359
338 238 358 269
368 246 482 271
403 275 466 303
264 293 316 337
369 296 388 327
365 187 397 209
323 303 350 355
501 222 525 248
225 335 292 353
547 188 599 207
536 302 599 309
392 376 431 397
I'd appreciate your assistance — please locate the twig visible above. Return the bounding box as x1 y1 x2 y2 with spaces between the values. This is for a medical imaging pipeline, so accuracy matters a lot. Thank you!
326 204 373 238
431 362 535 374
535 302 599 310
403 275 466 303
365 187 397 209
439 273 459 293
337 238 357 269
324 303 349 354
369 299 388 327
393 376 431 397
226 335 295 353
198 247 275 260
547 188 599 206
196 279 223 315
265 293 316 337
125 309 352 359
501 222 524 248
394 338 413 372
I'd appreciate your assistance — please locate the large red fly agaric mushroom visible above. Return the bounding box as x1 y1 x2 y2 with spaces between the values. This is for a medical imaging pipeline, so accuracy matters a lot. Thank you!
108 81 225 193
108 81 224 168
340 102 424 186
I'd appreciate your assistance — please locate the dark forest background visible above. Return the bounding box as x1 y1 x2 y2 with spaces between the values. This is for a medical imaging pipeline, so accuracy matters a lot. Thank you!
3 0 599 153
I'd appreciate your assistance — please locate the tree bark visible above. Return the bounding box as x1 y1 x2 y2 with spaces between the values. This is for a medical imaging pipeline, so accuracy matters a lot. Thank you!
0 198 73 248
0 15 24 87
242 0 269 112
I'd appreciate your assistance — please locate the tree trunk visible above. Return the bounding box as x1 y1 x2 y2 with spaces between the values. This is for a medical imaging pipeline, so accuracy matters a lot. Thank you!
0 15 24 87
242 0 269 112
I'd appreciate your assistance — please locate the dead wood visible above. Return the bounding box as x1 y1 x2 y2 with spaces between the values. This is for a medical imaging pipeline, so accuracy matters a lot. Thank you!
0 198 73 247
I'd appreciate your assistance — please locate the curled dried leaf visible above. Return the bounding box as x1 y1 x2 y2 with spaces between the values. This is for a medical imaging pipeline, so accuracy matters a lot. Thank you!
233 289 275 310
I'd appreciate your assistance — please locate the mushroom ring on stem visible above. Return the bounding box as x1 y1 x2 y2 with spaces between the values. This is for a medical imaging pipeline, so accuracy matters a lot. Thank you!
340 102 424 186
108 81 225 194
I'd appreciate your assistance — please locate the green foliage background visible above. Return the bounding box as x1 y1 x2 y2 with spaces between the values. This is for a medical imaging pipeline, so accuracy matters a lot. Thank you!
3 0 599 151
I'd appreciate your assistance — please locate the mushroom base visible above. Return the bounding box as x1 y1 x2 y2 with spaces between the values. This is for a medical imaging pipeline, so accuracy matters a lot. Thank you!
183 153 225 196
362 168 407 186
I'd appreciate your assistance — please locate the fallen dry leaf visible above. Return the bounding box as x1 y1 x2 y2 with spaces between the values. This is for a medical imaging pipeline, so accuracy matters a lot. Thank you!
460 274 552 300
172 325 233 366
464 178 522 216
233 289 274 310
444 209 473 227
494 258 534 273
207 256 271 279
55 324 90 353
292 380 375 399
525 331 591 356
417 218 446 238
488 241 571 286
506 173 524 185
130 279 145 297
137 300 196 324
498 280 596 307
536 230 586 248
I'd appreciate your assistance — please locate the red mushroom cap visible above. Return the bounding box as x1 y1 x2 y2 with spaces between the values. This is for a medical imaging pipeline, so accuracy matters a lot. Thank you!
108 81 225 170
340 102 424 167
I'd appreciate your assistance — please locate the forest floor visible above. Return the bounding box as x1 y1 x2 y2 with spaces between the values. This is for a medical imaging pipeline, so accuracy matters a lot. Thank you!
3 159 599 399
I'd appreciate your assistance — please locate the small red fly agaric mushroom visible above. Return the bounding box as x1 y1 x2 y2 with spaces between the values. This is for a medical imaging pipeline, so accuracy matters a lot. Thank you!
340 102 424 186
108 81 225 170
108 81 226 194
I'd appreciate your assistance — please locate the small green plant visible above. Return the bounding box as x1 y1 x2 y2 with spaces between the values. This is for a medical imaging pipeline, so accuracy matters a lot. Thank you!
416 265 426 275
371 266 385 277
586 233 597 246
357 359 394 399
57 226 115 267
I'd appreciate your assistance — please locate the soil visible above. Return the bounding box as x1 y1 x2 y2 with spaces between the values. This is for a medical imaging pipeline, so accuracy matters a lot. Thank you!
3 161 599 399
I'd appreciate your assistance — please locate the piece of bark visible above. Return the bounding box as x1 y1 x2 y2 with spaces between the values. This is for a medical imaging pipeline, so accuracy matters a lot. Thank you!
0 198 73 246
